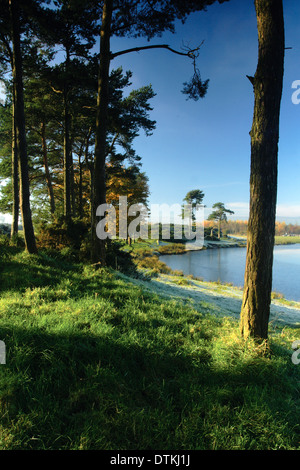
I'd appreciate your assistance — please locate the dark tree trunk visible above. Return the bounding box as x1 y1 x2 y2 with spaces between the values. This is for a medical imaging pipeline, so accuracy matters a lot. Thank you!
9 0 37 254
91 0 113 264
70 133 76 218
41 121 55 215
11 90 19 238
78 153 83 218
77 132 90 218
63 80 72 222
84 127 93 220
240 0 284 340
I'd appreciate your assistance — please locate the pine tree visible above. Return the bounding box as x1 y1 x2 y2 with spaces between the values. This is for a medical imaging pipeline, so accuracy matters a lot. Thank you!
44 0 98 222
240 0 285 340
91 0 230 264
208 202 234 239
9 0 37 253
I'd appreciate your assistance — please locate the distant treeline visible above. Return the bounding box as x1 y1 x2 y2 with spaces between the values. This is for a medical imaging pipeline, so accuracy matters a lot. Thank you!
1 220 300 240
204 219 300 236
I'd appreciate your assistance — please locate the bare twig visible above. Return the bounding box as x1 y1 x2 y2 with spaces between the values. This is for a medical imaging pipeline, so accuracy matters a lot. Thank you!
111 43 203 60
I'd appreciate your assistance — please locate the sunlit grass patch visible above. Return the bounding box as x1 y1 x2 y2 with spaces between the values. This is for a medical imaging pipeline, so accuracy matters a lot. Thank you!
0 242 299 450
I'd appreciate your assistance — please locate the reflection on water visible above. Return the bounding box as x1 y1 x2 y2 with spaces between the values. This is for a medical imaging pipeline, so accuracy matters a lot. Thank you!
160 244 300 302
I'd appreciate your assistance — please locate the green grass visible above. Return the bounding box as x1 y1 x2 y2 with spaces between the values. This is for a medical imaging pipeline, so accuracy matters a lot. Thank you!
228 235 300 245
275 236 300 245
0 242 300 450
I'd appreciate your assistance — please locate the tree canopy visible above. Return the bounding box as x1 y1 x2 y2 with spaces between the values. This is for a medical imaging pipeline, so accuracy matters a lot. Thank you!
0 0 230 260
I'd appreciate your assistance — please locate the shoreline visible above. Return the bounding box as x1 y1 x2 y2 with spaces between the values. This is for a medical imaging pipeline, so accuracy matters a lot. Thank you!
155 240 300 309
124 270 300 329
155 237 247 256
157 237 300 256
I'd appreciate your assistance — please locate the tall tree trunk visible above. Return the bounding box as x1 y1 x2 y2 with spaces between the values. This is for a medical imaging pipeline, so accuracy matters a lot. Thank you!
62 46 73 222
78 153 83 218
76 134 90 219
11 90 19 238
63 83 72 221
41 121 55 215
240 0 284 340
84 127 92 220
91 0 113 264
70 131 76 217
9 0 37 254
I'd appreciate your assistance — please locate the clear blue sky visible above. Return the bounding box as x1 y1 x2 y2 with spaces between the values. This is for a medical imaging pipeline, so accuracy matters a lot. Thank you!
110 0 300 223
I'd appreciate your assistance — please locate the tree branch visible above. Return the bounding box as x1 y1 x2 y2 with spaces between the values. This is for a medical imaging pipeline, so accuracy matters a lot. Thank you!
0 33 13 63
106 132 120 157
246 75 255 86
50 85 63 94
111 43 203 60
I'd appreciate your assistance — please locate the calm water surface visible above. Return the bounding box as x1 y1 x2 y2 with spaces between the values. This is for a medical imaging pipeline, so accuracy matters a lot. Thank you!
160 244 300 302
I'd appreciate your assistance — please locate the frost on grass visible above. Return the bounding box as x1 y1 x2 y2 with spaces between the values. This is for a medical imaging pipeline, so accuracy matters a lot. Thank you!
117 272 300 328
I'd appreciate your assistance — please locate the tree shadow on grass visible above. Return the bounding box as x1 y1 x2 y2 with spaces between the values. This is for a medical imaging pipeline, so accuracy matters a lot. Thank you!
0 323 299 450
0 247 138 302
0 246 78 295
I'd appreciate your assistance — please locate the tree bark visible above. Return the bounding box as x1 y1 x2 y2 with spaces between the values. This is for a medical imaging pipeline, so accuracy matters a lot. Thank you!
11 89 19 238
41 121 55 215
63 61 72 222
78 153 83 218
9 0 37 254
78 129 91 218
91 0 113 264
70 132 76 218
240 0 284 340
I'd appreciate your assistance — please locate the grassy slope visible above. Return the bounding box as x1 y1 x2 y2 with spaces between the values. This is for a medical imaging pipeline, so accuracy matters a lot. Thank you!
0 242 299 450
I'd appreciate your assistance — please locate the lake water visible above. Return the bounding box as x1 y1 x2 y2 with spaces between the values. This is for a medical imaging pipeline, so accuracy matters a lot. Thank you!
159 244 300 302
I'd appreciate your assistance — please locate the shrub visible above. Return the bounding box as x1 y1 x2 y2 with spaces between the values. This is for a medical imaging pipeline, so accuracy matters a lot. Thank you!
0 224 11 236
157 243 186 254
135 254 172 274
37 217 89 255
0 233 10 246
204 227 219 241
106 239 138 275
172 269 184 276
271 291 285 300
172 277 191 286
